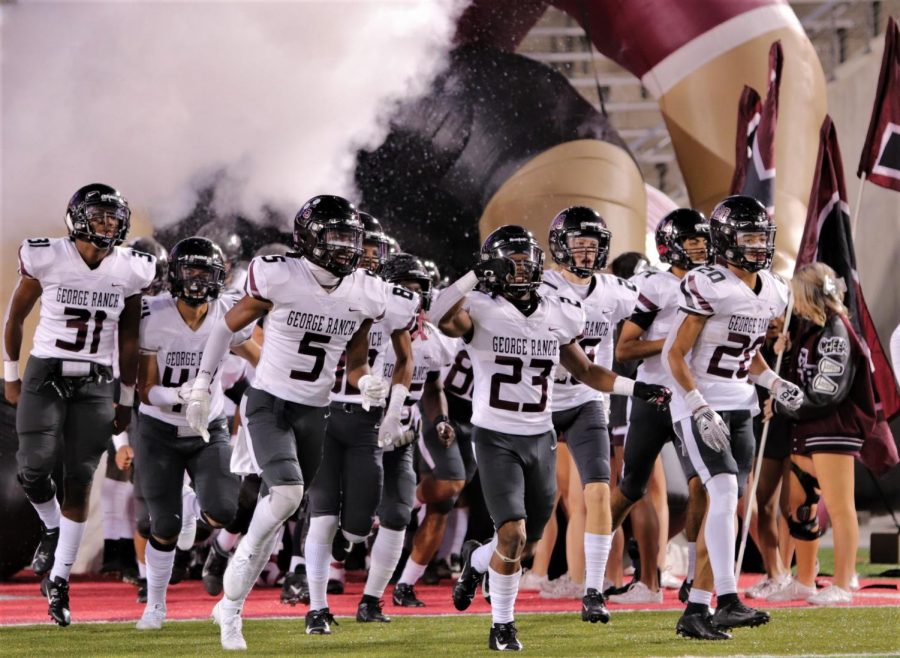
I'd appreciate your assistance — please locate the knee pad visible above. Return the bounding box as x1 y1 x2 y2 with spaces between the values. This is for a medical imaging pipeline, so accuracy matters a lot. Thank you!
202 501 238 529
380 504 413 532
17 470 56 504
268 484 304 522
150 515 182 543
341 529 368 545
617 473 647 504
136 516 152 539
307 514 339 544
430 496 456 515
148 535 177 552
788 463 824 541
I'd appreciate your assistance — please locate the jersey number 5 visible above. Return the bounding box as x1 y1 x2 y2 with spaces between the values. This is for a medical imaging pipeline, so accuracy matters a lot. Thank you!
489 356 554 412
290 332 332 382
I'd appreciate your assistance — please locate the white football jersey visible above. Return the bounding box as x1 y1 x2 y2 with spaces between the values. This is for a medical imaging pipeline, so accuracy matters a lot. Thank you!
629 269 683 386
442 339 475 402
139 293 253 427
18 238 155 366
377 320 453 426
540 270 638 411
464 291 585 434
245 255 388 406
663 265 789 421
331 282 419 404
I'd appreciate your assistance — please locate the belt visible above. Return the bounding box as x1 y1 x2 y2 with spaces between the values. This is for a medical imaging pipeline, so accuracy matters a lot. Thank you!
330 401 366 415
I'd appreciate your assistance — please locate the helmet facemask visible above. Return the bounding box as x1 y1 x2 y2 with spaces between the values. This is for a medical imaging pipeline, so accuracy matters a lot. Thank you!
359 235 390 274
717 227 776 272
490 242 544 299
70 202 131 249
173 258 225 306
674 233 712 270
312 225 364 277
551 223 610 277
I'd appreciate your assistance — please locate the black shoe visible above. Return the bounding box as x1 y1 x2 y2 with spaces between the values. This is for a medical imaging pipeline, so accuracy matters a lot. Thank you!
100 538 121 574
676 611 732 640
452 540 483 611
581 588 610 624
449 553 461 574
305 607 337 635
169 548 191 585
678 579 693 604
392 583 425 607
712 598 770 629
483 571 491 603
489 621 523 651
280 567 310 606
32 525 60 577
44 576 71 626
202 542 229 596
332 531 352 562
118 539 139 584
327 577 345 595
136 578 148 604
356 595 391 622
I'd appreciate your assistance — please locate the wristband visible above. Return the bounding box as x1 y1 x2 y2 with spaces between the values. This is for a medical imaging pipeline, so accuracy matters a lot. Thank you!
684 389 708 413
112 431 130 450
4 360 19 382
118 383 135 407
612 376 635 397
434 414 450 426
754 369 778 391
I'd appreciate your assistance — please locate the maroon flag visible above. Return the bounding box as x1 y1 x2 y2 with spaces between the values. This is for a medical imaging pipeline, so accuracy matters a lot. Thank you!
730 41 783 214
857 16 900 192
798 116 900 474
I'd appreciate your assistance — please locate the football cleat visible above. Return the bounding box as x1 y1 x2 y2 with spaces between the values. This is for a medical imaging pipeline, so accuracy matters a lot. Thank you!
483 570 491 603
32 525 60 577
356 595 391 622
202 542 230 596
581 588 610 624
452 540 483 611
489 621 523 651
305 607 338 635
392 583 425 607
332 532 352 562
712 598 770 629
280 567 310 606
136 603 166 630
676 611 732 640
44 576 71 627
212 599 247 651
136 578 148 604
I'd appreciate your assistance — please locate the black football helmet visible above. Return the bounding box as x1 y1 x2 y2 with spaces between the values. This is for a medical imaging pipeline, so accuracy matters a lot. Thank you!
128 236 169 294
480 225 544 298
655 209 711 270
65 183 131 249
382 253 432 311
422 259 443 289
168 237 226 306
548 206 611 276
293 195 364 277
709 195 775 272
358 212 391 274
385 235 401 257
196 220 243 267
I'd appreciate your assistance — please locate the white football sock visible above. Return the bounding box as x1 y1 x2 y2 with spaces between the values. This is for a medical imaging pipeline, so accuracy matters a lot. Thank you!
216 530 239 554
145 542 176 610
49 517 86 581
705 474 738 596
32 497 61 530
688 587 713 606
364 527 406 598
399 558 428 587
584 533 612 593
305 515 339 610
488 567 520 624
471 537 497 573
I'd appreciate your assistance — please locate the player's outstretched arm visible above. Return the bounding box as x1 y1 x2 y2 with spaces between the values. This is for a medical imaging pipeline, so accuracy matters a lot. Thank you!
560 342 617 392
3 276 42 405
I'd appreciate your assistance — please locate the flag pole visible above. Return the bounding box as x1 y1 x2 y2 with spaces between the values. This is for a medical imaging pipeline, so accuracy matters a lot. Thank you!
850 172 866 241
735 292 795 580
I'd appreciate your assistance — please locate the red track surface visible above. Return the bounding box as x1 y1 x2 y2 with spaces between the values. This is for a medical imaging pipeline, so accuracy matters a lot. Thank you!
1 572 897 626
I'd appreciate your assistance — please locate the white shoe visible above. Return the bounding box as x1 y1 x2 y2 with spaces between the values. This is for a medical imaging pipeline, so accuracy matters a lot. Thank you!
212 600 247 651
177 487 198 551
136 603 166 630
766 577 816 602
808 584 852 606
747 575 791 599
519 569 549 591
539 573 584 599
849 573 860 591
660 568 682 590
608 581 663 604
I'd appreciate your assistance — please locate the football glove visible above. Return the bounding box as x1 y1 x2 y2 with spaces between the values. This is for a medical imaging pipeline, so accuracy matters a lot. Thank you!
633 382 671 412
357 374 388 411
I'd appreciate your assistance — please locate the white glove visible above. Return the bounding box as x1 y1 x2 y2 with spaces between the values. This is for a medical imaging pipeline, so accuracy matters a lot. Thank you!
772 378 804 411
685 389 730 453
186 373 212 442
357 374 388 411
378 414 406 448
178 378 196 404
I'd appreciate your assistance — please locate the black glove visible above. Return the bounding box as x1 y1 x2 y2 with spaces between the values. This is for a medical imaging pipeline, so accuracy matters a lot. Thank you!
474 257 514 286
633 381 671 412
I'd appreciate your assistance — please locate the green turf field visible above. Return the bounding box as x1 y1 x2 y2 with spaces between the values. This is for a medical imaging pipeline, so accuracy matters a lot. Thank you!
2 608 898 657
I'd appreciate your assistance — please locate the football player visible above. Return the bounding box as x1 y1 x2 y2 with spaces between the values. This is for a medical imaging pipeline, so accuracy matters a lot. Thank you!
356 253 455 622
4 183 155 626
538 206 639 619
429 225 670 651
302 213 416 635
664 196 803 638
185 195 393 650
611 209 711 606
133 237 260 630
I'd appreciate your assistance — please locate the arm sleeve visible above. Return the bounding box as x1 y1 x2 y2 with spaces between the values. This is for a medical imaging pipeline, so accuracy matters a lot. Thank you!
778 318 857 421
426 271 479 325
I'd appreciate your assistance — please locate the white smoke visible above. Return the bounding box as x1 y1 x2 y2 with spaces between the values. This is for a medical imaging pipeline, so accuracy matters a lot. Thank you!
0 0 468 233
